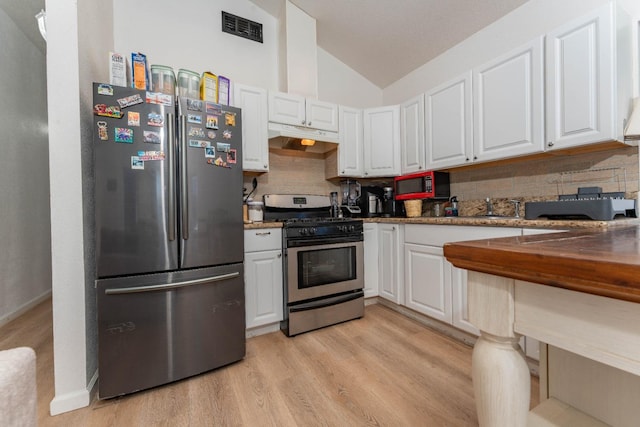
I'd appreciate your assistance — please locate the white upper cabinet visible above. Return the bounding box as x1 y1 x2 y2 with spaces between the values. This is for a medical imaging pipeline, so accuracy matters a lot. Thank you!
425 72 473 170
268 91 338 132
233 84 269 172
400 94 426 174
338 106 364 177
473 36 545 163
306 99 339 132
363 105 401 177
545 2 632 150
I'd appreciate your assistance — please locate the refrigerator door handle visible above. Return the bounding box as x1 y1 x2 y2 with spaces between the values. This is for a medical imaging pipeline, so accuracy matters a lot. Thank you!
167 112 176 241
104 272 240 295
180 115 189 240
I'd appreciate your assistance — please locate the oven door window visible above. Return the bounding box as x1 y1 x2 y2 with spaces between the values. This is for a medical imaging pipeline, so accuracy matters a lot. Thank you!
297 246 356 289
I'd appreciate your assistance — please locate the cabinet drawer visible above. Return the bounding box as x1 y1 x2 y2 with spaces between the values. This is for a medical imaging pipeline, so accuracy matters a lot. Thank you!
405 224 520 247
244 228 282 252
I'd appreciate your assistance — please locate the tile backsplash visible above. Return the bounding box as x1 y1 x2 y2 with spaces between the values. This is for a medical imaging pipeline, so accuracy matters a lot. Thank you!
243 145 639 208
451 146 639 201
243 149 339 200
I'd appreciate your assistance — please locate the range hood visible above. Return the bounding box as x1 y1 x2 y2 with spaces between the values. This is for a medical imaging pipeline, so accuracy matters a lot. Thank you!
268 122 339 153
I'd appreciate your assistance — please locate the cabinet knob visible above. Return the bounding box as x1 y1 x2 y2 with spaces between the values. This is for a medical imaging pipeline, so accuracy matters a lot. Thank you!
263 164 267 169
341 170 345 174
278 253 282 258
301 120 306 125
466 158 469 162
548 141 554 147
364 172 368 176
473 156 477 160
418 166 422 169
308 121 312 126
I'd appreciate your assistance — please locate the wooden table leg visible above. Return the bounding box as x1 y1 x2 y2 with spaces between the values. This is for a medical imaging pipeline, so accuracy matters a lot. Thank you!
472 333 530 427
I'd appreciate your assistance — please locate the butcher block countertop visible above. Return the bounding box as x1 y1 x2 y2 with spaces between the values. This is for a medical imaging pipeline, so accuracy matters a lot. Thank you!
444 225 640 304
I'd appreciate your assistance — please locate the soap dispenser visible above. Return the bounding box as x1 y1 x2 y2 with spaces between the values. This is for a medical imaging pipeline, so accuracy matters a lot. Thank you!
450 196 459 217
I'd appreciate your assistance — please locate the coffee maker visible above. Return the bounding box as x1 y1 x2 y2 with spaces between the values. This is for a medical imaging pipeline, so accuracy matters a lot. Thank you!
359 186 384 217
381 186 405 217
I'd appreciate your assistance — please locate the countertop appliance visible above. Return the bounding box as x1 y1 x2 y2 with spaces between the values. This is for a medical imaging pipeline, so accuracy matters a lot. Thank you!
263 194 364 336
525 187 638 220
359 186 383 217
340 179 362 216
394 171 450 200
93 83 245 399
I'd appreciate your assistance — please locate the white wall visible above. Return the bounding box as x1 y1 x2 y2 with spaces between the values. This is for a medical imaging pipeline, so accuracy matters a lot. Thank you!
113 0 280 91
0 8 51 324
46 0 113 415
383 0 640 104
317 47 383 108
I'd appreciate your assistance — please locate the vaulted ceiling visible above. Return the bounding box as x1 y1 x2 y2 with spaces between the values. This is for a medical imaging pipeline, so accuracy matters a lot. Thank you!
250 0 530 88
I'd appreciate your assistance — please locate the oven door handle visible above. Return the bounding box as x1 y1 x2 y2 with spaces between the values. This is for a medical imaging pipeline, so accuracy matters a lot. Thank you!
289 290 364 312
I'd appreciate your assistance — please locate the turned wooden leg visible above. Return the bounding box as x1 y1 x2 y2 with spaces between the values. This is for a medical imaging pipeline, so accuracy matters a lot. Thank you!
472 333 530 427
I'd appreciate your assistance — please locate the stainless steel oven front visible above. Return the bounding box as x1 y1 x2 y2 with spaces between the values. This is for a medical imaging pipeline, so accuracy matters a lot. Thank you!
287 240 363 302
282 229 364 336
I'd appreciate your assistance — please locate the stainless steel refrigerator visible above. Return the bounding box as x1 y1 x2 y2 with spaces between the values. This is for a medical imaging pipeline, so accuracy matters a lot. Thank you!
92 83 245 399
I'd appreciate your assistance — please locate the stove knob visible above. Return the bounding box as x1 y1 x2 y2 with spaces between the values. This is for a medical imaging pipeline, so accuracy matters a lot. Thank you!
300 228 308 236
310 227 317 235
349 225 356 232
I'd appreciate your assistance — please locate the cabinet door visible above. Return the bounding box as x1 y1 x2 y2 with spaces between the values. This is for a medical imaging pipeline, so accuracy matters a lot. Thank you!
450 264 479 336
306 99 338 131
268 91 306 126
338 106 364 177
545 3 616 149
404 243 452 323
363 223 379 298
378 224 403 304
244 249 283 328
425 72 473 169
363 105 401 177
473 37 544 162
400 94 426 174
233 84 269 172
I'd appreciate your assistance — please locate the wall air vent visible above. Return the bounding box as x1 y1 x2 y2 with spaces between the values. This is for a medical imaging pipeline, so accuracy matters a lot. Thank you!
222 11 263 43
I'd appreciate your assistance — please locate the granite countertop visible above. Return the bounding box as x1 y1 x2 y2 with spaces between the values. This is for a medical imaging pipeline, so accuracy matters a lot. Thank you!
363 216 640 229
243 217 639 230
443 225 640 304
244 221 283 230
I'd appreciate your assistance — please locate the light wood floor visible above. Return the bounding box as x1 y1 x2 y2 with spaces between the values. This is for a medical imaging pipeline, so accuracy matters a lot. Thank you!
1 299 539 426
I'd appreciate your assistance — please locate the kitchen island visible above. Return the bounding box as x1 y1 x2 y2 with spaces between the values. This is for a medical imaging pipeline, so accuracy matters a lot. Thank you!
443 226 640 426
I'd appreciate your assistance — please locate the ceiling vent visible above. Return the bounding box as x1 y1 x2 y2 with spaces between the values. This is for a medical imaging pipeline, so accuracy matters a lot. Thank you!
222 11 263 43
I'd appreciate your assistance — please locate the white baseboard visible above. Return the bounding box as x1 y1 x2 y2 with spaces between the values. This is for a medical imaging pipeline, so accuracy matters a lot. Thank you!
0 290 51 328
246 322 281 338
49 387 91 416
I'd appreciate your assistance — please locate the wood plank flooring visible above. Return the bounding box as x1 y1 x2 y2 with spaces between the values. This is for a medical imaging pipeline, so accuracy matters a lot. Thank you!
1 299 539 426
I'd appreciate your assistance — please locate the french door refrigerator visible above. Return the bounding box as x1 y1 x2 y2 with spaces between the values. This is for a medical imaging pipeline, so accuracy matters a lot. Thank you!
92 83 245 399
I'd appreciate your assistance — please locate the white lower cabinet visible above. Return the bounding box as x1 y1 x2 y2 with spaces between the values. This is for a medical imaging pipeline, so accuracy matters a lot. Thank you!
244 228 283 329
451 265 477 335
363 223 379 298
404 225 521 336
404 243 451 323
378 223 404 304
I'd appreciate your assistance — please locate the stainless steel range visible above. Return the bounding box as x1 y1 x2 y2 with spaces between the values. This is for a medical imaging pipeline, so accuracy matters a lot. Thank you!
264 194 364 336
